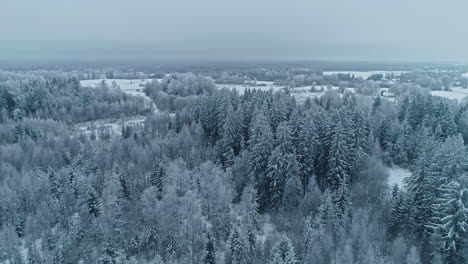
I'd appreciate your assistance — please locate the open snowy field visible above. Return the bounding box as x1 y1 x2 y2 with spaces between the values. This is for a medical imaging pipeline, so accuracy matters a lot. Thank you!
431 87 468 102
387 166 411 189
216 83 285 94
75 115 147 140
288 86 356 102
323 71 406 80
80 79 156 97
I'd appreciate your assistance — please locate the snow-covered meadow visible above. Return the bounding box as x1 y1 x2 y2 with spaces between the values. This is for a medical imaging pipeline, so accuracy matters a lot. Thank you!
216 82 285 95
431 87 468 102
80 78 155 97
323 71 406 80
387 166 412 189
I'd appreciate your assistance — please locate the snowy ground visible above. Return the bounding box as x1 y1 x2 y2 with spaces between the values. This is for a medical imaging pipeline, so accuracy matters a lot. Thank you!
216 83 285 94
77 79 163 140
431 87 468 102
75 116 147 140
387 166 412 189
288 86 356 102
80 78 158 97
323 71 406 80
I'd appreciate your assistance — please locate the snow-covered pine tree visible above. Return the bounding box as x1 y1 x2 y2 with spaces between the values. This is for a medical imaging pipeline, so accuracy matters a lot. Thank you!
219 103 242 168
249 106 274 211
86 184 101 218
270 94 289 133
275 121 294 154
303 191 336 264
282 174 302 211
398 96 410 122
315 110 332 189
288 107 304 150
427 135 468 196
48 167 63 200
227 228 244 264
333 174 351 224
327 119 350 191
151 254 165 264
297 111 317 192
387 189 414 239
404 132 436 240
204 230 216 264
268 237 297 264
432 181 468 264
266 146 289 210
149 157 167 199
391 132 408 165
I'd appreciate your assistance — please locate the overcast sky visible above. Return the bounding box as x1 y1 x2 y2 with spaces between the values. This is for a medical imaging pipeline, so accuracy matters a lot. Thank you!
1 0 468 62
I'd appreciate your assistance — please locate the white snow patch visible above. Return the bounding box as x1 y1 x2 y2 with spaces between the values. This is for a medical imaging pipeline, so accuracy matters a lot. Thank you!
80 78 157 98
75 116 147 140
387 166 412 189
216 83 285 94
288 86 356 102
431 87 468 102
323 71 406 80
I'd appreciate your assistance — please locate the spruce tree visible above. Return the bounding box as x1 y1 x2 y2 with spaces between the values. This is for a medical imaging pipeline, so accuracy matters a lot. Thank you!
266 146 288 210
333 174 351 223
228 228 244 264
297 112 317 192
204 231 216 264
268 237 297 264
149 157 167 199
86 184 101 218
433 181 468 264
249 106 274 211
219 103 242 168
327 120 350 190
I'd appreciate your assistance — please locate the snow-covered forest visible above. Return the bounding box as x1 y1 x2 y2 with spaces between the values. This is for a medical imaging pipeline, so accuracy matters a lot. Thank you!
0 63 468 264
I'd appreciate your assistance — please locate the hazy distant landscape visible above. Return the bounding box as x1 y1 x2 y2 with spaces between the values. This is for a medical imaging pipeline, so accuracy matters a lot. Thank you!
2 0 468 264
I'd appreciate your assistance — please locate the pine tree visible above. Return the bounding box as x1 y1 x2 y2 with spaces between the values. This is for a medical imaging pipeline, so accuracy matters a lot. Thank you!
288 107 304 150
432 181 468 264
86 184 101 218
437 103 457 139
219 103 242 168
315 110 332 189
100 243 119 264
266 146 289 210
268 237 297 264
303 191 336 264
428 135 467 188
282 174 302 212
371 95 381 114
327 120 350 190
270 95 289 133
275 121 293 154
408 94 426 130
404 133 436 242
350 107 369 154
48 167 63 200
391 132 408 165
151 255 165 264
297 112 317 192
387 189 414 239
228 228 244 264
333 174 351 223
249 106 274 211
149 157 167 199
204 231 216 264
398 96 410 122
